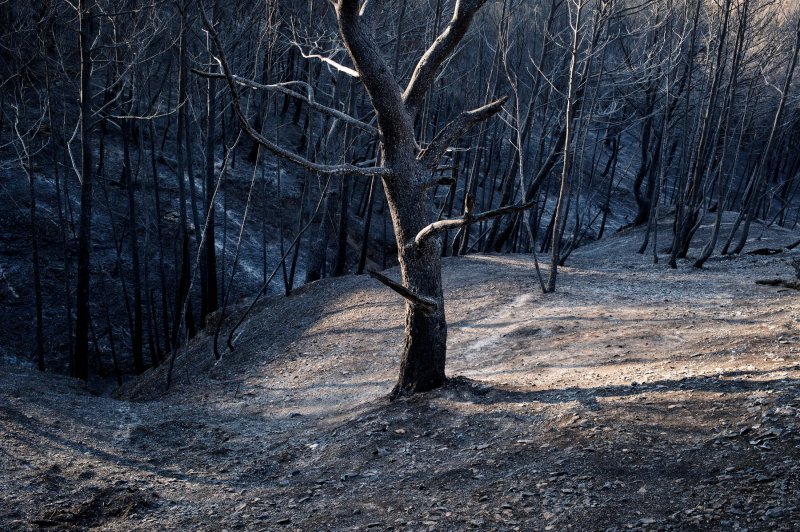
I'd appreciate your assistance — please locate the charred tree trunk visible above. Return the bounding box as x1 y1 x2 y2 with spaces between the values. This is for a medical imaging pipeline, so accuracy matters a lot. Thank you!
203 4 220 322
73 0 94 381
173 3 195 348
19 129 45 371
123 118 145 373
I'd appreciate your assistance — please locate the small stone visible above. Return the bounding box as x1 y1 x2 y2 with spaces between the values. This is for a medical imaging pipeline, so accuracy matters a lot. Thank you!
765 507 794 518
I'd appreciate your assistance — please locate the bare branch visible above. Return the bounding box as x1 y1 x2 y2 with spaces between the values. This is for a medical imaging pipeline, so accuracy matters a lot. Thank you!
358 0 383 25
336 0 416 155
286 17 360 77
295 48 361 78
201 8 389 178
414 197 539 248
419 96 508 168
402 0 489 115
192 69 377 135
368 270 439 313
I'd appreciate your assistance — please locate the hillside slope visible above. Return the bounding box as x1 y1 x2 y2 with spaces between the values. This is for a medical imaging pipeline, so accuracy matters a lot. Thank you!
2 216 800 530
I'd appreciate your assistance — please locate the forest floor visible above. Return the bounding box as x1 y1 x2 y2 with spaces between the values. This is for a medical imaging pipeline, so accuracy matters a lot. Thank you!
2 214 800 531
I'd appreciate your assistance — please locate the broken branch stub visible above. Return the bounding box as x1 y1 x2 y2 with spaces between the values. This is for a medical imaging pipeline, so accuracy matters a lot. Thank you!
368 270 439 314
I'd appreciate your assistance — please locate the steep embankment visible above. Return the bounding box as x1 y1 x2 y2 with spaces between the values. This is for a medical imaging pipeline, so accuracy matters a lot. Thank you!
2 215 800 530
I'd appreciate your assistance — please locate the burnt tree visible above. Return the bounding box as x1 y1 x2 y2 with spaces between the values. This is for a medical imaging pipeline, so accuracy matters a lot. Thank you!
202 0 536 397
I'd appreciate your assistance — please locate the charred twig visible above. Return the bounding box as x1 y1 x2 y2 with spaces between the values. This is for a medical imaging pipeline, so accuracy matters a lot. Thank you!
746 248 783 256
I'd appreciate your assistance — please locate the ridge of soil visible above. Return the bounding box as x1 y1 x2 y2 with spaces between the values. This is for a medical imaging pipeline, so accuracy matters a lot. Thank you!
2 215 800 530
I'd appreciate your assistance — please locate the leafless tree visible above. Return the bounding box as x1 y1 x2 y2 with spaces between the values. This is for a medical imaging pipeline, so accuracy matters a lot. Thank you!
201 0 561 396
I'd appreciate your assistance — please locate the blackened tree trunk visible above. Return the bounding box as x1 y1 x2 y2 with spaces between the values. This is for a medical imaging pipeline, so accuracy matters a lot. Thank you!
147 118 171 360
203 1 220 323
694 0 750 268
631 80 658 227
305 183 339 282
173 2 196 350
16 117 45 371
357 175 377 274
546 0 584 293
334 82 357 277
337 0 491 395
74 0 94 381
123 118 145 373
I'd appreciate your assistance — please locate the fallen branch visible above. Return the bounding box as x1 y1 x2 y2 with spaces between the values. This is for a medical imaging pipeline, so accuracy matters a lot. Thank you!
755 279 800 290
746 248 783 256
368 270 439 313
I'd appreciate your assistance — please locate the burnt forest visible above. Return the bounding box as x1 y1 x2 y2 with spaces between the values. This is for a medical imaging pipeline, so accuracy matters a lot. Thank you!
2 0 800 529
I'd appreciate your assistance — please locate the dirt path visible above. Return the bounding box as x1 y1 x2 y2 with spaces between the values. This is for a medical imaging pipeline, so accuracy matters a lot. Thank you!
2 217 800 530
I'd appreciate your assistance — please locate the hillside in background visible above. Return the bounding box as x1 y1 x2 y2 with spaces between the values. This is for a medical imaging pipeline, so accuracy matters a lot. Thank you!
2 219 800 529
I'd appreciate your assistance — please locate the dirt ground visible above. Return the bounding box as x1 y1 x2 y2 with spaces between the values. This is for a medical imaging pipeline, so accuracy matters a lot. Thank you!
2 215 800 531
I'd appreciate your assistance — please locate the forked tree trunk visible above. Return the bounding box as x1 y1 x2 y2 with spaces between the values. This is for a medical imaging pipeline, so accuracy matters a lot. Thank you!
335 1 462 395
